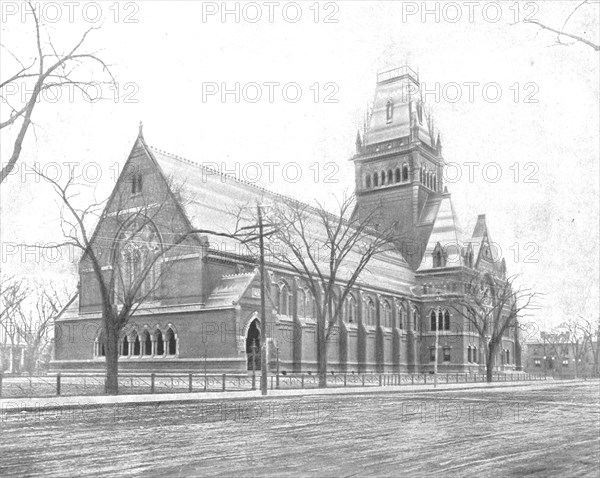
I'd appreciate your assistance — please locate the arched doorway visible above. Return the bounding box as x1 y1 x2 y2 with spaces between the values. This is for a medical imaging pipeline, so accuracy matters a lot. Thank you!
246 319 261 371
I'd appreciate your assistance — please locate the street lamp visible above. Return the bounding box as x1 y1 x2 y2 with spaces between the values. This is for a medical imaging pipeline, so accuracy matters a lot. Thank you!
543 355 547 379
434 290 441 388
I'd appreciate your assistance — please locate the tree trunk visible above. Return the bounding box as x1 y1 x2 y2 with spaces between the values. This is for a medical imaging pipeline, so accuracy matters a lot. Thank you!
486 347 495 383
105 322 120 394
318 317 327 388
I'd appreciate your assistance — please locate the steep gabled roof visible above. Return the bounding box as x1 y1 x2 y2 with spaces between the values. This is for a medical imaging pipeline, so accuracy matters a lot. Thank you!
363 66 434 148
418 193 466 270
470 214 502 273
137 137 415 296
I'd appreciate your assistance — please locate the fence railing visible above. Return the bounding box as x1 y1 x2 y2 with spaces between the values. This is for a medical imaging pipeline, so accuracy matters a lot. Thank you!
0 371 569 399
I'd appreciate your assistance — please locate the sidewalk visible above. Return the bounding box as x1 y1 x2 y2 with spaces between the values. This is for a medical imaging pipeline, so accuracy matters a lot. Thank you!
2 379 593 413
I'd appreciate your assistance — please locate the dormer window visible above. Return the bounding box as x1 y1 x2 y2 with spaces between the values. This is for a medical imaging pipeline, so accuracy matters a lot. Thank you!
466 247 474 268
386 100 393 123
131 173 143 195
433 242 446 268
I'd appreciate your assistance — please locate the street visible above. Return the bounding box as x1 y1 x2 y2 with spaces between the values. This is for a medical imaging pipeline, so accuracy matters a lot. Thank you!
1 382 598 477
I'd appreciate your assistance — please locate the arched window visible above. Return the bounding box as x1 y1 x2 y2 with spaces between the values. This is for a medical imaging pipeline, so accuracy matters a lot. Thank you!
166 328 177 355
433 243 445 268
386 100 394 123
433 174 437 191
426 172 431 189
402 164 409 182
430 310 437 331
345 294 357 323
365 175 371 189
381 171 386 185
387 169 393 184
365 297 375 326
472 346 478 363
131 173 143 195
395 168 401 183
155 330 164 356
121 335 129 356
397 304 405 329
467 346 472 362
297 288 315 318
142 330 152 356
434 250 442 268
133 333 141 356
95 331 105 357
419 167 424 183
412 306 420 333
115 219 162 303
278 282 290 316
444 310 450 331
373 173 379 187
382 300 391 328
506 349 510 364
297 288 306 318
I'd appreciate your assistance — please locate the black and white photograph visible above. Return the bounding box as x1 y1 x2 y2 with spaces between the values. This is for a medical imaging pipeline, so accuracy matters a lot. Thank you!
0 1 599 476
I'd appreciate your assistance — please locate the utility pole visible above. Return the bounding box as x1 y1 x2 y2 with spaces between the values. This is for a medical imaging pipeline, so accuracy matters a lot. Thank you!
258 204 268 396
239 203 278 396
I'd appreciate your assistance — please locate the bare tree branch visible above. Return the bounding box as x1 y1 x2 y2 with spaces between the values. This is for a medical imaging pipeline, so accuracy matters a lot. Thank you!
0 1 116 184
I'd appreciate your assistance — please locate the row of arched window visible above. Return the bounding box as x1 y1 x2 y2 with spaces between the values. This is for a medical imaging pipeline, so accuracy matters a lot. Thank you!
430 309 451 331
365 164 409 189
274 279 418 330
364 164 439 191
419 167 438 191
94 327 178 358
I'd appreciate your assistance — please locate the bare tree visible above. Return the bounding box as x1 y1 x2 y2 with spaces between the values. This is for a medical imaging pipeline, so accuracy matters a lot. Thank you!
522 0 599 51
260 193 396 387
0 276 30 372
36 167 245 394
16 282 72 375
451 273 542 382
554 319 591 378
0 0 116 184
576 315 600 377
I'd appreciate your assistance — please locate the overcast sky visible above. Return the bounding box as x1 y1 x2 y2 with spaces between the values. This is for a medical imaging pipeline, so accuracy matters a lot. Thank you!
1 1 598 331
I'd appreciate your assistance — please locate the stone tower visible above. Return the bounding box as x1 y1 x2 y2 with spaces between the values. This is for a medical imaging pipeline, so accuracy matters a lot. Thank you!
353 66 444 270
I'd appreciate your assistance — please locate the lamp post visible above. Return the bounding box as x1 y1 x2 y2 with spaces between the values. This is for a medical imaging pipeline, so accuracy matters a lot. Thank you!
251 339 257 391
543 355 547 379
276 344 280 389
434 290 441 388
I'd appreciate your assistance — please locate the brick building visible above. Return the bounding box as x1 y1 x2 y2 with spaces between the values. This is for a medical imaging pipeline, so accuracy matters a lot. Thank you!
52 66 520 375
523 339 599 377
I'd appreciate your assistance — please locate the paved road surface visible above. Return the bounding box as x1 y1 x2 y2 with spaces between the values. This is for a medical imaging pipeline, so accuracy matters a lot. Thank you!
1 382 598 477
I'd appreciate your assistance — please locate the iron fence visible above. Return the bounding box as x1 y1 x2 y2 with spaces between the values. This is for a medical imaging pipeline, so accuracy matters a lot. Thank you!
0 371 568 399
